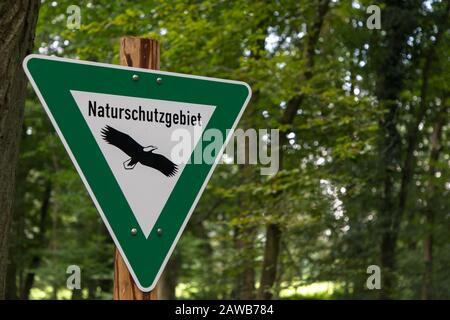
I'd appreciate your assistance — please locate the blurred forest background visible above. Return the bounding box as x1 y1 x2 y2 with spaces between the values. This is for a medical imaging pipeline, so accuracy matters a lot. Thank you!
1 0 449 299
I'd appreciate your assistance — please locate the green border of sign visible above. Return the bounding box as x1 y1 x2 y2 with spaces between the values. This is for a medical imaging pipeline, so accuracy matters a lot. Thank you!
23 54 251 291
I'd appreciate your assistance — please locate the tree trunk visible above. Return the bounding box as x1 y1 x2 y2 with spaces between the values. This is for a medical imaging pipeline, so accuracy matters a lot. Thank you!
258 0 330 300
258 223 282 299
232 225 256 300
71 288 83 300
241 263 256 299
239 228 256 300
397 0 449 250
0 0 40 299
377 2 449 298
421 104 446 299
21 180 52 300
5 142 28 300
374 3 414 299
5 258 18 299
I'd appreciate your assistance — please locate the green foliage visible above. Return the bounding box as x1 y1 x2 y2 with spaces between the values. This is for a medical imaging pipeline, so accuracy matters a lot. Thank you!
8 0 449 299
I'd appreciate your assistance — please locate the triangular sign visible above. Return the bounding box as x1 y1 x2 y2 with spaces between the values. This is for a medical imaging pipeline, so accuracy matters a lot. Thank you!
23 54 251 291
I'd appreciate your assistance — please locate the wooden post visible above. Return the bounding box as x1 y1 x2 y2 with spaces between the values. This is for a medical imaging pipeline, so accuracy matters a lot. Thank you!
113 36 160 300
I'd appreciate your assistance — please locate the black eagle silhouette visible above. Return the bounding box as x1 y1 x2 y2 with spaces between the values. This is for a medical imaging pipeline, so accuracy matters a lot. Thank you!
101 125 178 177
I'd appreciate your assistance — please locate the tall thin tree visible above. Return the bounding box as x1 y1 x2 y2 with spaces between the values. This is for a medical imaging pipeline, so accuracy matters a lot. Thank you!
0 0 40 299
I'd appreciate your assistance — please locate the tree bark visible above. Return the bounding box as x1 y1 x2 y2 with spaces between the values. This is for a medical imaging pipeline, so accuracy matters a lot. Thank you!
258 0 330 300
0 0 40 299
5 257 18 299
5 135 28 300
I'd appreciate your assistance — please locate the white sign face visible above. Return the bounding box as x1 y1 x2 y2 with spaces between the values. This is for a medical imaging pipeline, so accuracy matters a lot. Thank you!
71 90 215 238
